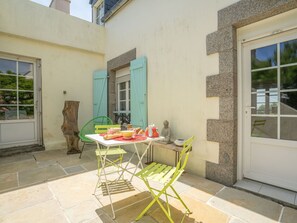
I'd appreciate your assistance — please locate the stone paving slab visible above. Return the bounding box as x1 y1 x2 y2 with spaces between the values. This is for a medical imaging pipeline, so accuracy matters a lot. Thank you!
65 199 100 223
48 171 98 209
0 153 34 165
0 199 68 223
57 154 92 168
281 207 297 223
209 187 283 223
0 183 53 216
33 149 67 162
0 172 18 192
151 194 229 223
18 164 66 186
0 159 38 175
97 191 159 222
81 160 98 171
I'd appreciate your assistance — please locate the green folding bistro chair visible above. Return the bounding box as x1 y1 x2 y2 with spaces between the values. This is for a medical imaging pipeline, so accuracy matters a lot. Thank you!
79 116 113 159
135 136 195 223
93 124 127 219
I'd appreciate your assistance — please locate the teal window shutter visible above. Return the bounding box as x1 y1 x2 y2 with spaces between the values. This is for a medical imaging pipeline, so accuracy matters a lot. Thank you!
93 70 108 117
130 57 147 129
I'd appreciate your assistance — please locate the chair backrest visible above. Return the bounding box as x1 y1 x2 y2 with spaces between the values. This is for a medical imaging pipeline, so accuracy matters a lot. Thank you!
79 116 113 138
95 124 121 134
175 136 195 175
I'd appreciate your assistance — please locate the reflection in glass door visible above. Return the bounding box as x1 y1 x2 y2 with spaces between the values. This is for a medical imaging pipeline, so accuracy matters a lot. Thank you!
0 59 35 120
251 39 297 141
0 56 40 149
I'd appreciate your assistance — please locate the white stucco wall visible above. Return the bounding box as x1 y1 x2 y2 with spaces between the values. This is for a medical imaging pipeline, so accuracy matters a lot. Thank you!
104 0 239 176
0 0 105 149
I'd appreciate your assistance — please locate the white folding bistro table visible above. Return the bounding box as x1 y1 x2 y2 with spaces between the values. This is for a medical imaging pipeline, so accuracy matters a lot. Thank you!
85 134 164 219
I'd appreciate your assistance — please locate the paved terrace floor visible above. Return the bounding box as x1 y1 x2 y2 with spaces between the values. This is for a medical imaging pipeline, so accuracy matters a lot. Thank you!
0 145 296 223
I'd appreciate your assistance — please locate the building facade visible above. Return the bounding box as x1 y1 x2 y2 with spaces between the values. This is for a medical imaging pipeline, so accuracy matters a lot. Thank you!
0 0 105 151
90 0 297 191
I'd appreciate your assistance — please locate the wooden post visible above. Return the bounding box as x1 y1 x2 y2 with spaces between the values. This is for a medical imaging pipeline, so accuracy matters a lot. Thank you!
61 101 80 154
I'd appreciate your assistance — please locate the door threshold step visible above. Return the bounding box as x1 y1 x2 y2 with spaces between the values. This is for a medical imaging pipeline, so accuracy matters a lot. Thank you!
0 145 45 157
234 179 297 208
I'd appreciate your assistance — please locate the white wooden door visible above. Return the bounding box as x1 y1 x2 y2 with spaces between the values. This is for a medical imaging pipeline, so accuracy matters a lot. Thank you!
0 55 42 149
242 29 297 191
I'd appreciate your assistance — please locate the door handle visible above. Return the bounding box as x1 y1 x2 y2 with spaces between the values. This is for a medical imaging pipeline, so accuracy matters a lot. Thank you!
246 106 256 109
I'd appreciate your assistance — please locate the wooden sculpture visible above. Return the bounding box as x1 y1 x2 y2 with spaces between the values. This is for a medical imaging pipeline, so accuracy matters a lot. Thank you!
61 101 80 154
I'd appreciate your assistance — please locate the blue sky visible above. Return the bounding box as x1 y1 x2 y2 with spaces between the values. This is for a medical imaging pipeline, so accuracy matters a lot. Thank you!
31 0 92 22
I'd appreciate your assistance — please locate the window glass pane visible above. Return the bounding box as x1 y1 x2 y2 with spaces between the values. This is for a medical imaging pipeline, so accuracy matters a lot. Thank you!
19 76 34 91
19 106 34 119
280 92 297 115
0 106 17 120
280 39 297 65
119 82 126 90
280 66 297 90
0 74 16 90
251 44 277 69
19 62 33 76
120 102 126 111
252 69 277 92
280 117 297 141
96 3 104 25
19 91 34 105
251 91 278 114
0 58 16 75
120 91 126 100
0 90 17 104
251 117 277 139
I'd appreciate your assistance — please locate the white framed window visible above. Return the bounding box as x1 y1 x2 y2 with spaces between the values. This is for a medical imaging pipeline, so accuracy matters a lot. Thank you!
96 3 104 25
117 80 130 112
114 67 130 124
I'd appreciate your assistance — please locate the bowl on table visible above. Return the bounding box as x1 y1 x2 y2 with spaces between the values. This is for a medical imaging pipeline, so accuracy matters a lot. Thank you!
121 130 134 139
174 139 185 147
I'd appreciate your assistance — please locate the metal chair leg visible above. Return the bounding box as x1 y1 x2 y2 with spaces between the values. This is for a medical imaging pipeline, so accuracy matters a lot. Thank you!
79 142 85 159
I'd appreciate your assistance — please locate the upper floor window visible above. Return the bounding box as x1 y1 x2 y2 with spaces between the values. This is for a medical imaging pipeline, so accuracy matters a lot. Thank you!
96 3 104 25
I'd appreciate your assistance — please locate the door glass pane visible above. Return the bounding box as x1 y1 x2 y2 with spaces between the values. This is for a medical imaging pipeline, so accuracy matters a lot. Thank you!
0 58 16 75
18 62 34 91
251 117 277 139
19 106 34 119
280 66 297 90
252 69 277 92
0 90 17 104
251 44 277 69
0 58 36 121
280 39 297 65
0 74 16 90
19 92 34 105
0 106 17 120
251 90 278 114
280 92 297 115
280 117 297 141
